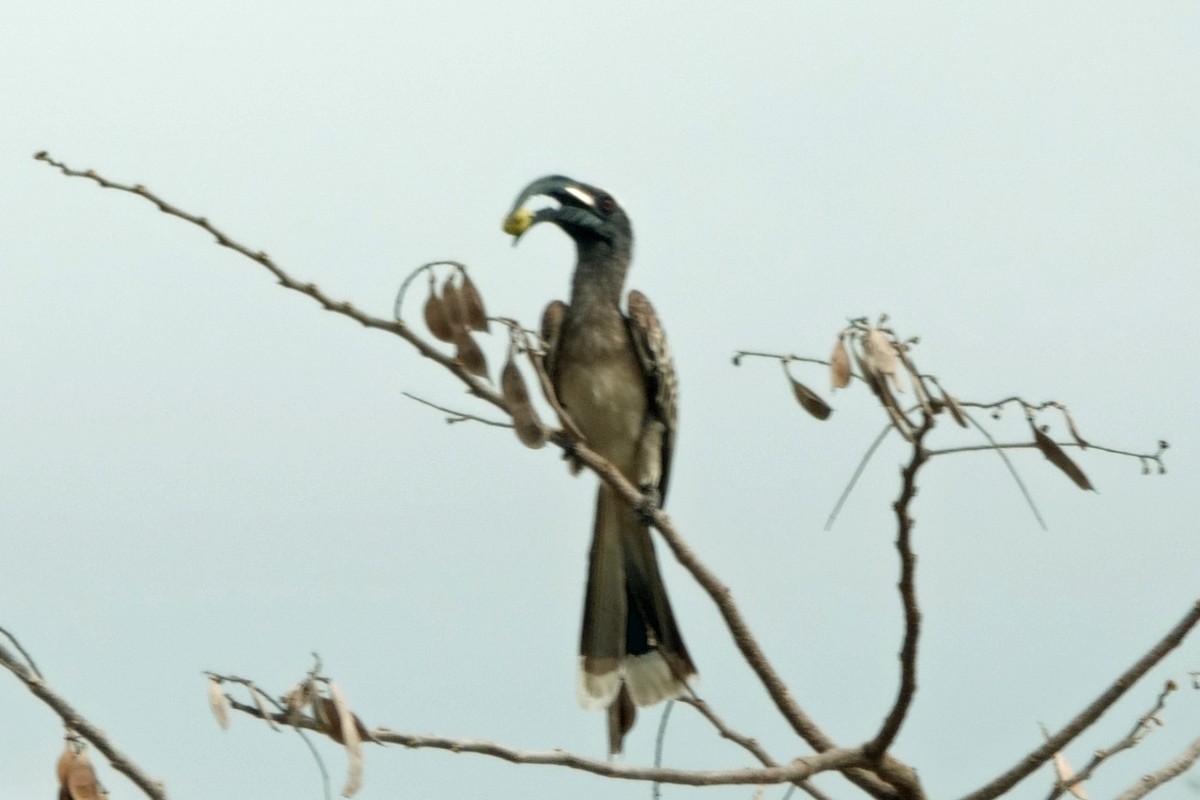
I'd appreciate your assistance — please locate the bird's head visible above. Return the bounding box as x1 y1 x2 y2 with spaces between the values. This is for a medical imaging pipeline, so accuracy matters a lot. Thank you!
503 175 631 253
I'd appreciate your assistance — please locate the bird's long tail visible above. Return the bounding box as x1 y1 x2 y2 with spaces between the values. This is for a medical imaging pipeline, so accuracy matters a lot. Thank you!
577 485 696 712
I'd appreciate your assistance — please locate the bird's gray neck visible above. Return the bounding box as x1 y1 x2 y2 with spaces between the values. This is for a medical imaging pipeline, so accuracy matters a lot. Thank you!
569 241 630 313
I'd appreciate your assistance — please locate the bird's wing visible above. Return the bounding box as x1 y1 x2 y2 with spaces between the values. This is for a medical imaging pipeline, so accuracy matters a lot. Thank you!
625 290 677 503
540 299 567 381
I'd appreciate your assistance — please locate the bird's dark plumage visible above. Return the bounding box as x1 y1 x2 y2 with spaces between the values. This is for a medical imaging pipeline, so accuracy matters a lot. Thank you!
505 176 695 747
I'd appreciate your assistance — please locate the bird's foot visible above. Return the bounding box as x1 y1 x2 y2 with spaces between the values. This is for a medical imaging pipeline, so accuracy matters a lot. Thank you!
635 485 661 523
561 439 584 475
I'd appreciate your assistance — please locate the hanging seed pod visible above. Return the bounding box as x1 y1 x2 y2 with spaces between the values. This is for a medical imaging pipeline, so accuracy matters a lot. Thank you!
454 330 489 379
61 747 100 800
785 368 832 420
440 277 466 332
830 338 851 390
501 356 547 448
207 677 230 730
1032 426 1094 491
939 387 967 428
459 272 490 333
423 284 455 343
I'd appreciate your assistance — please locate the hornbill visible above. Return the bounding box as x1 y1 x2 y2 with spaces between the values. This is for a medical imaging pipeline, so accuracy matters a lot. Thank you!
503 176 696 751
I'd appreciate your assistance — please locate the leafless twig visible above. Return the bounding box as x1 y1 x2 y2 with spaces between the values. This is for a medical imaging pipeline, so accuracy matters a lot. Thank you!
1043 680 1178 800
0 637 167 799
1113 733 1200 800
958 600 1200 800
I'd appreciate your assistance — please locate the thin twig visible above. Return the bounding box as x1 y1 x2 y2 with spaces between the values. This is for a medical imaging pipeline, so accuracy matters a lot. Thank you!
1113 733 1200 800
961 411 1047 531
0 640 167 799
0 625 43 680
679 697 834 800
825 424 892 531
401 392 513 428
957 599 1200 800
1043 680 1177 800
652 701 675 800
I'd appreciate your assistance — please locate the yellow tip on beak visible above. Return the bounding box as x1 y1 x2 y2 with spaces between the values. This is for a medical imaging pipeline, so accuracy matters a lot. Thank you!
503 207 534 236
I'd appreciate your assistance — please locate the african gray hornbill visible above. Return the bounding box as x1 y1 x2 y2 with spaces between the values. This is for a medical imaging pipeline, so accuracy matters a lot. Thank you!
503 176 697 737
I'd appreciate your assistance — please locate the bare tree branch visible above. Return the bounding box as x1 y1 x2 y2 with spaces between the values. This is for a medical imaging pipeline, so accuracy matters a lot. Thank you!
1043 680 1178 800
867 414 933 758
679 697 835 800
0 638 167 799
958 600 1200 800
1113 733 1200 800
230 696 867 786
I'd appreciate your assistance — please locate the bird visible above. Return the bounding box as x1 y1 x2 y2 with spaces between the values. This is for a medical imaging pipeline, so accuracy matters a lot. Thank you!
503 175 696 752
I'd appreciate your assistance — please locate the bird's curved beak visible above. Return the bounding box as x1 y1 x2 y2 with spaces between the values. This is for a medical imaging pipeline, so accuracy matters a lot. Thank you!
502 175 598 246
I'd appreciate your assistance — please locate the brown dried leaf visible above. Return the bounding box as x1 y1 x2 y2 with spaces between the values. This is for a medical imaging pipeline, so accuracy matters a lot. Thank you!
422 290 454 343
941 389 968 428
329 681 364 798
453 330 489 379
207 678 230 730
1033 427 1094 491
786 372 832 420
830 338 851 390
459 273 490 333
440 278 466 332
249 685 279 731
64 749 100 800
501 356 546 448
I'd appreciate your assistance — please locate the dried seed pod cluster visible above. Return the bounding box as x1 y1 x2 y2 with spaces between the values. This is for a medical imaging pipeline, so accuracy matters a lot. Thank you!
421 269 491 379
501 353 547 448
770 315 1121 494
207 667 371 798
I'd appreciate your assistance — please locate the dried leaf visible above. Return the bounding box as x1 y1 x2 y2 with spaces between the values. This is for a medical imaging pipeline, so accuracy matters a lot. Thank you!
64 749 100 800
453 330 489 379
1051 749 1090 800
440 278 466 332
459 273 490 333
422 289 454 343
865 328 903 391
329 681 364 798
910 372 934 417
941 389 968 428
1033 427 1094 491
830 338 851 390
786 371 832 420
501 356 546 448
207 678 230 730
249 685 279 731
1063 408 1090 449
283 680 314 724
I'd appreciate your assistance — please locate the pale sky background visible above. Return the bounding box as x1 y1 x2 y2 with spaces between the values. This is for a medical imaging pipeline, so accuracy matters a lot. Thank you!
2 3 1198 799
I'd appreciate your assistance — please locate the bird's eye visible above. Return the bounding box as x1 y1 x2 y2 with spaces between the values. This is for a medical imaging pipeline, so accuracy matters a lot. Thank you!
599 196 616 214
